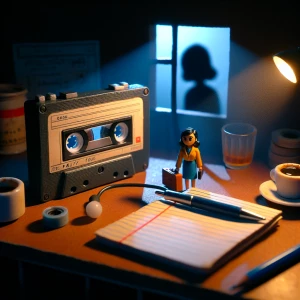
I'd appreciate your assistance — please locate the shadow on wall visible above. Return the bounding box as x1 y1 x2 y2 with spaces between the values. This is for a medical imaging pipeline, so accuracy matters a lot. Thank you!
181 44 220 114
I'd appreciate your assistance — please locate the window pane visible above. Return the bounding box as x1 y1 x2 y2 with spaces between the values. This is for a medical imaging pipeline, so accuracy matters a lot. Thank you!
156 25 173 60
155 64 171 111
176 26 230 117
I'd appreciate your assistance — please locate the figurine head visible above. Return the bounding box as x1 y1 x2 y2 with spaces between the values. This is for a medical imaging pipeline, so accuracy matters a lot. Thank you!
179 127 200 148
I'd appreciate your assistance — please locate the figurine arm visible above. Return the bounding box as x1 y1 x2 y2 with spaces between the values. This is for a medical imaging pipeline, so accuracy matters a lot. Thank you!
196 148 203 169
195 148 204 179
175 149 184 171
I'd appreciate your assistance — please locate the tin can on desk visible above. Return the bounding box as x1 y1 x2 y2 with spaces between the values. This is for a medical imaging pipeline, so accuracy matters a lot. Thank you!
0 84 27 155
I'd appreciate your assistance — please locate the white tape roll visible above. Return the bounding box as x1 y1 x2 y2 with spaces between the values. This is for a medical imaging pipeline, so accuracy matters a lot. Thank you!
272 128 300 149
42 206 69 229
0 177 25 223
268 149 300 169
269 142 300 157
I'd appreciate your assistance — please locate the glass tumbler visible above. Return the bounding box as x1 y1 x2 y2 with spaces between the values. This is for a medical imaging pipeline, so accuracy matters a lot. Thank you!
221 122 257 169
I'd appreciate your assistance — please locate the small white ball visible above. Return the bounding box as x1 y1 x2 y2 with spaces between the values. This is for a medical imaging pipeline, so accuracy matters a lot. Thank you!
86 201 103 218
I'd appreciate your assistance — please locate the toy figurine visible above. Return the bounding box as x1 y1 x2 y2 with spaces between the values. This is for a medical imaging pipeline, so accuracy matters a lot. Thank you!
175 127 203 190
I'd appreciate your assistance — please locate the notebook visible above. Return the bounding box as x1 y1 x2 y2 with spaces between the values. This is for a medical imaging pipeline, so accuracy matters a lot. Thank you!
94 187 282 275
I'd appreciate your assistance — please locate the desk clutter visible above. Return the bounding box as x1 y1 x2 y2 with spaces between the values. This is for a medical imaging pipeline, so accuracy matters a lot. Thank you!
268 128 300 168
94 187 282 275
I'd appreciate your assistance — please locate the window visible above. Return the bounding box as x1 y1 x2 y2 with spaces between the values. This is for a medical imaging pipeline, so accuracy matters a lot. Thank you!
155 25 230 118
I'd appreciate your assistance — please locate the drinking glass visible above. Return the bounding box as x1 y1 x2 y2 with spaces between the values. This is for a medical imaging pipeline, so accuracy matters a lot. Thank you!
221 123 257 169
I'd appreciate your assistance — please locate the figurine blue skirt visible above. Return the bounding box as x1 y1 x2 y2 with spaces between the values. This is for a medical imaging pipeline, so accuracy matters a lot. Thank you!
182 160 197 180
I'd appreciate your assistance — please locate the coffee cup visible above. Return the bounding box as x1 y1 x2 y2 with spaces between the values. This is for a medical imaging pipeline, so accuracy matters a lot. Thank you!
270 163 300 199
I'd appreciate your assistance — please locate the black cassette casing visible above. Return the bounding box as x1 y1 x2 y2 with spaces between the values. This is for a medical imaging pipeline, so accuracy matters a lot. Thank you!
25 84 150 202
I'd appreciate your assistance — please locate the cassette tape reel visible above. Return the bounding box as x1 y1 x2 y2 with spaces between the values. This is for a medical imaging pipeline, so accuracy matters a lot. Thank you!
62 117 133 160
25 83 150 202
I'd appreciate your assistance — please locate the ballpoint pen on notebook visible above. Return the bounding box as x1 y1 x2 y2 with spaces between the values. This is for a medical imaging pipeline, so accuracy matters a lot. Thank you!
231 243 300 290
155 189 266 221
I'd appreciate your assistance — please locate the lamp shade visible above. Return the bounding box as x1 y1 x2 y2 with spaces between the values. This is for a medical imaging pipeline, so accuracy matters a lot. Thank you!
273 47 300 83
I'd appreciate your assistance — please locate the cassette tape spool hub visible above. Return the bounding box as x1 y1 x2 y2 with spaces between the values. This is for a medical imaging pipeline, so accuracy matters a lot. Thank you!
25 83 150 203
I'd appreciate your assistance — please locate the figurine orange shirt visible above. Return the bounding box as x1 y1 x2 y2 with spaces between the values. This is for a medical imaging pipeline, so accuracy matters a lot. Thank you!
175 127 203 190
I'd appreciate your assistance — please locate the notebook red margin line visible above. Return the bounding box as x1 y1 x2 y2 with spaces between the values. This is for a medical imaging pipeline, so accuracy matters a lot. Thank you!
118 202 175 243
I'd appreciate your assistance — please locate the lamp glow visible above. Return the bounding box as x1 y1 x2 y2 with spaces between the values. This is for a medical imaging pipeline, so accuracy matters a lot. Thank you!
273 47 300 84
273 56 297 83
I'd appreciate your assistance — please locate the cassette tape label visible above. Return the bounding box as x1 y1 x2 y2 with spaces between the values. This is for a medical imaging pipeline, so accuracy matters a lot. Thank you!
48 97 143 173
50 99 142 130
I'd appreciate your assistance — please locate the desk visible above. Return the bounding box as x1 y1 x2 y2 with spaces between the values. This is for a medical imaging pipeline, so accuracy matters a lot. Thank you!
1 153 300 299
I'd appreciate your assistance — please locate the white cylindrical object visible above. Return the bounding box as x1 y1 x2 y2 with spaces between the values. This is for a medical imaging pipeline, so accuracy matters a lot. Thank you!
268 149 300 169
269 141 300 157
272 128 300 149
0 177 25 223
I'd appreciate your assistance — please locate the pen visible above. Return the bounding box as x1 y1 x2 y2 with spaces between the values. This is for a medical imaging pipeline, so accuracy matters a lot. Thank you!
155 190 265 221
232 244 300 290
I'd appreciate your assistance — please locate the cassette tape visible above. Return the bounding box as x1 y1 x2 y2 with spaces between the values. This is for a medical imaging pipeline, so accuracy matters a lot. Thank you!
24 83 150 202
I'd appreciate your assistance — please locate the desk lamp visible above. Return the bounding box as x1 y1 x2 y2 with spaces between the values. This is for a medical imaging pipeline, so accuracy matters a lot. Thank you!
270 47 300 168
273 47 300 83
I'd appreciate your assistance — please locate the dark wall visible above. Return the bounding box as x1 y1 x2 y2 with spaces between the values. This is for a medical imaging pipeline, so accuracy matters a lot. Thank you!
2 2 300 164
2 2 299 83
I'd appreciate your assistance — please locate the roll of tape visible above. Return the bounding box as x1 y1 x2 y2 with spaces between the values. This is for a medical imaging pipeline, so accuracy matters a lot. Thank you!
42 206 69 229
0 177 25 223
272 128 300 149
268 149 300 169
269 141 300 157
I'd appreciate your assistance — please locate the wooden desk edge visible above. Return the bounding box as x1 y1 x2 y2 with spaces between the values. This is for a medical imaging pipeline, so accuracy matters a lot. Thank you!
0 241 239 299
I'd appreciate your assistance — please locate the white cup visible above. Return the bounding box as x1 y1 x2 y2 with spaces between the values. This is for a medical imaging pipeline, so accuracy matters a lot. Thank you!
270 163 300 199
0 177 25 222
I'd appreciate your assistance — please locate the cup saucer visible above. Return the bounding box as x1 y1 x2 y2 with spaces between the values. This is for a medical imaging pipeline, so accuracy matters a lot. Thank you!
259 180 300 207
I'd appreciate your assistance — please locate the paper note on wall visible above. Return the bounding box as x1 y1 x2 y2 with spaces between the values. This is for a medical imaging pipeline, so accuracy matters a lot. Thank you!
13 41 101 99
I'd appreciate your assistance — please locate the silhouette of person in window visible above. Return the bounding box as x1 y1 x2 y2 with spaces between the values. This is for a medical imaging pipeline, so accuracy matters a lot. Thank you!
181 44 220 114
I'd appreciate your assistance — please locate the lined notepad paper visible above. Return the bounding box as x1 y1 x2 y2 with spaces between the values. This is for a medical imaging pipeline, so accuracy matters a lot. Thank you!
95 187 282 274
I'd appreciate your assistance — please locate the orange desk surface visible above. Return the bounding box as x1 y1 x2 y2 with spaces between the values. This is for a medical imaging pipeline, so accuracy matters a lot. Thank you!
1 154 300 299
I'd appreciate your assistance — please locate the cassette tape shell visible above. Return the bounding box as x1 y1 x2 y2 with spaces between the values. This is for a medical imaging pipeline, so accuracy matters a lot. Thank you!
24 84 150 202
